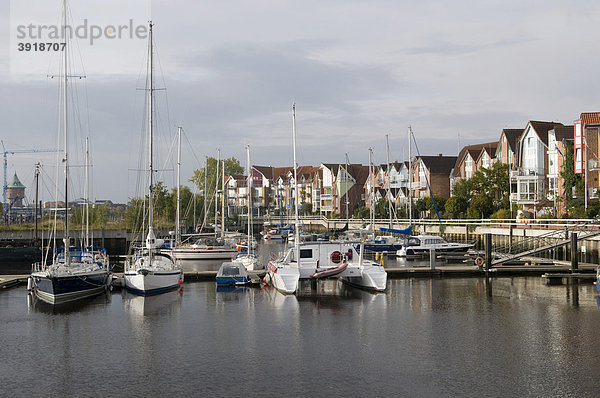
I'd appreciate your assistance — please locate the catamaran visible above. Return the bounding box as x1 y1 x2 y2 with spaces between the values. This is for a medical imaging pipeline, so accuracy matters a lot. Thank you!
124 22 183 295
28 0 110 304
265 104 386 294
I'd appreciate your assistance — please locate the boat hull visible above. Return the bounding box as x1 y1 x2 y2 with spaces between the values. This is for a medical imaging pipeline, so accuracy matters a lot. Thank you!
163 248 236 261
124 270 183 295
32 270 110 305
340 265 387 292
216 275 251 286
360 243 403 253
266 261 299 294
397 245 471 257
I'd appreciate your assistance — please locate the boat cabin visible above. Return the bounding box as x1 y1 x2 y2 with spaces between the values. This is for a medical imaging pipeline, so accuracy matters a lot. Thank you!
282 242 359 267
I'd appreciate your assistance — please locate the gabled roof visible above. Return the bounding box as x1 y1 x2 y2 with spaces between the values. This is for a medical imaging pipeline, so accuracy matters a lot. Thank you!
552 125 574 142
418 155 458 175
346 164 370 186
527 120 565 146
452 142 498 177
252 166 274 180
322 163 343 178
501 129 522 153
273 167 293 182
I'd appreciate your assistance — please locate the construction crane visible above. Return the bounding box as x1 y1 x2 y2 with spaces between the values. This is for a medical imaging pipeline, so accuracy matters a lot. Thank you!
1 140 59 210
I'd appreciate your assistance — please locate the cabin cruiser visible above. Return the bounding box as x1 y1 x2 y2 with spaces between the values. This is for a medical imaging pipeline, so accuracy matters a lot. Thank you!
396 235 473 257
265 241 387 294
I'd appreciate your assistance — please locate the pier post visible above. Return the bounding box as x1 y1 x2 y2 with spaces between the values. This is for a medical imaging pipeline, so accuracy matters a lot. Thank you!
571 232 578 271
509 224 513 253
485 233 492 271
429 248 435 271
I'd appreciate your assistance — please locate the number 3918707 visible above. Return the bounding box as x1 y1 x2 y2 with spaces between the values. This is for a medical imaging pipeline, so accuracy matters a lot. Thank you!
17 42 66 51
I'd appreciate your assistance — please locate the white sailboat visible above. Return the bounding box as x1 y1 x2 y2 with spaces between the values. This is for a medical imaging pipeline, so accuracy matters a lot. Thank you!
124 22 183 295
265 104 387 294
235 145 259 270
28 0 110 305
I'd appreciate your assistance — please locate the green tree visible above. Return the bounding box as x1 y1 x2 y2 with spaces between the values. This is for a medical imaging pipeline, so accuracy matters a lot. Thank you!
466 194 494 219
300 202 312 216
445 196 468 218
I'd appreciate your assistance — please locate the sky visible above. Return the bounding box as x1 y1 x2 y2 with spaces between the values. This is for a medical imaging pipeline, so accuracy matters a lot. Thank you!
2 0 600 203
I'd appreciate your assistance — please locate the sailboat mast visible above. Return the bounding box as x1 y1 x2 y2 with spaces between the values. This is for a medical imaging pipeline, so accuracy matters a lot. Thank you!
214 152 218 238
345 153 349 219
408 126 412 227
85 137 89 249
221 158 225 240
62 0 70 263
246 145 252 255
146 22 155 263
369 148 374 236
34 162 40 241
386 134 392 228
176 126 181 245
292 103 300 260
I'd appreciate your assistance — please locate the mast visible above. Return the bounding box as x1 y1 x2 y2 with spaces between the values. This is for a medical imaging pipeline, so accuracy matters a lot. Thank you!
221 156 225 240
62 0 70 264
345 153 349 219
146 21 155 261
176 126 181 245
85 137 89 249
203 156 207 229
292 103 300 262
369 148 374 237
386 134 392 228
214 149 220 239
246 145 252 255
34 162 40 241
408 126 413 227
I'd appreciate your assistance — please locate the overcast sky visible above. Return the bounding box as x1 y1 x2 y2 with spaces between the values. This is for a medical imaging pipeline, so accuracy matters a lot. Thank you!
2 0 600 203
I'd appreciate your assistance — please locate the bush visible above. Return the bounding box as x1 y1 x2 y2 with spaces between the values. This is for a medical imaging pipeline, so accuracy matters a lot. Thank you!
490 208 510 219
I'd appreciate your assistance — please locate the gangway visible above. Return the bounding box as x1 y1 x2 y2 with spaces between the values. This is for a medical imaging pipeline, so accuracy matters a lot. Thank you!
491 222 600 266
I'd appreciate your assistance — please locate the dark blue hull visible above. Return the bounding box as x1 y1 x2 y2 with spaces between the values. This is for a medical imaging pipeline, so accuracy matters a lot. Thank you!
358 244 403 253
404 247 470 255
33 271 110 304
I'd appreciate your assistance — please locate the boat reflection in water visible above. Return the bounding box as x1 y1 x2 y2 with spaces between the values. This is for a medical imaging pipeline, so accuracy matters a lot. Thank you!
27 290 111 314
122 288 183 317
295 279 387 313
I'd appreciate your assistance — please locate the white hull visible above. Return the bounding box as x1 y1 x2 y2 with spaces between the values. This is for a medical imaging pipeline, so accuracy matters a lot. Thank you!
266 242 387 294
267 261 300 294
124 270 183 294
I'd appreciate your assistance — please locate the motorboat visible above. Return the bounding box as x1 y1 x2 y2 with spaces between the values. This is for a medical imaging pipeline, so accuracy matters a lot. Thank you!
396 235 473 257
216 261 252 286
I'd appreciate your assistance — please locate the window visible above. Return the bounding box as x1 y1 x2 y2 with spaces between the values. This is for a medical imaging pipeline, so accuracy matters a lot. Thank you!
300 249 313 259
481 152 489 169
465 155 473 179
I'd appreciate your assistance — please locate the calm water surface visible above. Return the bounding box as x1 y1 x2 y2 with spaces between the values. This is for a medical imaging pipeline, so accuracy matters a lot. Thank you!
3 275 600 397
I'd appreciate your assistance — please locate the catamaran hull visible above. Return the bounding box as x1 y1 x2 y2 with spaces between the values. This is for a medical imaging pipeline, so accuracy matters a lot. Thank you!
340 266 387 292
32 271 110 305
266 262 299 294
124 271 183 295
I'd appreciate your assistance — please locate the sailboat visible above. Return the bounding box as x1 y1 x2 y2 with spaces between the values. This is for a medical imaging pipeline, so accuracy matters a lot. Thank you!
265 104 387 294
124 22 183 295
28 0 110 304
234 145 259 270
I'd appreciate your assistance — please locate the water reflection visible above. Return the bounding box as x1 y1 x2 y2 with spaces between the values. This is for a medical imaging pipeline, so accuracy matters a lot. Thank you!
27 291 111 314
122 288 183 317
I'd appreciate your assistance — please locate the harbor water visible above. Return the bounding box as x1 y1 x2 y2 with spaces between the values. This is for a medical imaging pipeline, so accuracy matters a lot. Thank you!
2 242 600 396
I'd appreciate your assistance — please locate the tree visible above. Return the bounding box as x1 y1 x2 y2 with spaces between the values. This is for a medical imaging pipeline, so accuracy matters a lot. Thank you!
466 194 494 219
445 196 468 218
300 202 312 215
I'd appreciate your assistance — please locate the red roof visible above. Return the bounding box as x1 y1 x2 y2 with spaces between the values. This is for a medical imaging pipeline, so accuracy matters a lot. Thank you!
580 112 600 125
